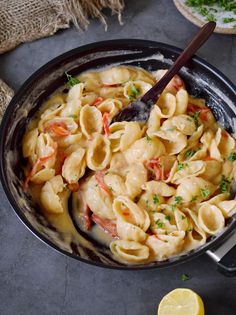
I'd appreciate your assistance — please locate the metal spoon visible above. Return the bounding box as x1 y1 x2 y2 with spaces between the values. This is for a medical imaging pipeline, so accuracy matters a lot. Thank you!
112 21 216 123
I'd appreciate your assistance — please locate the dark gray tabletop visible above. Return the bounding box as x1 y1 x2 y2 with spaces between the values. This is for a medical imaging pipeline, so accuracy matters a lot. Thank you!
0 1 236 314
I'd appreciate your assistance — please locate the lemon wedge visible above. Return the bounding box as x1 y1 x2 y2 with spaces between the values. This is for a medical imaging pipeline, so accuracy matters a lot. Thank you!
157 288 205 315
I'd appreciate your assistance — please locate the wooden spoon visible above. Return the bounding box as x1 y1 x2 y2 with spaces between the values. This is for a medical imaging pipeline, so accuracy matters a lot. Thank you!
112 21 216 123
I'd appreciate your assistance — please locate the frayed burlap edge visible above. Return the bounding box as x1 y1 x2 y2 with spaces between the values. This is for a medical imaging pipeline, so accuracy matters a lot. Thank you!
0 0 124 54
0 0 124 119
0 80 14 120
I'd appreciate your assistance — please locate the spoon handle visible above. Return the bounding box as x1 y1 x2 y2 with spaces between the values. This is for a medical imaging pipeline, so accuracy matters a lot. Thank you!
141 21 216 104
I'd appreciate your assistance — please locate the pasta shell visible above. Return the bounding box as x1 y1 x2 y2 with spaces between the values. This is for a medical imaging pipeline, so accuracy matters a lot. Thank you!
110 240 149 263
198 204 225 235
113 196 150 232
86 134 111 171
116 219 147 242
80 105 102 138
109 121 142 152
62 148 86 183
41 175 64 214
125 163 147 199
124 137 166 163
153 129 187 155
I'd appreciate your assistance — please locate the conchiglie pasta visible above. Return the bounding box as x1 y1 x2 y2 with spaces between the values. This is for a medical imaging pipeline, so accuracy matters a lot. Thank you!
153 129 187 155
124 136 166 163
113 196 150 232
124 80 152 100
125 163 147 199
109 121 142 152
110 240 149 264
82 175 115 220
198 204 225 235
176 176 216 202
146 231 185 261
86 134 111 171
60 83 84 117
80 105 102 138
41 175 64 214
62 148 86 183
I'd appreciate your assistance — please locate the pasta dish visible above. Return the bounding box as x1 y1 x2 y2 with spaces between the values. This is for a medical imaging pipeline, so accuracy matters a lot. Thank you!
22 66 236 264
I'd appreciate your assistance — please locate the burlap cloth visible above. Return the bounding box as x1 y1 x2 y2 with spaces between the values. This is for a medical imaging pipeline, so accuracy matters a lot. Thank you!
0 0 124 120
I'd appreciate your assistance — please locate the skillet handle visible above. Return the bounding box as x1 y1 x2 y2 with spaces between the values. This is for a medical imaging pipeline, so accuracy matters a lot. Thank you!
207 229 236 277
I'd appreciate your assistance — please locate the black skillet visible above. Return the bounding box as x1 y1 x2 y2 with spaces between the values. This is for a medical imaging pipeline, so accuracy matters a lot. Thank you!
0 39 236 275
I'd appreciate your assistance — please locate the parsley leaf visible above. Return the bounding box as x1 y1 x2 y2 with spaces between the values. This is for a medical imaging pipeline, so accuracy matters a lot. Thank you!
223 17 236 23
181 274 190 281
220 175 231 193
171 196 183 211
228 152 236 161
165 215 171 221
190 111 201 129
153 194 159 205
65 72 80 87
200 188 210 198
130 84 140 100
155 219 164 229
181 215 186 220
191 195 197 202
105 171 109 175
146 135 152 142
177 163 184 171
186 149 196 159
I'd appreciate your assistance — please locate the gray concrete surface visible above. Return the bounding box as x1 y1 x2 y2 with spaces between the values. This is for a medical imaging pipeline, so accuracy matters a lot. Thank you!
0 0 236 314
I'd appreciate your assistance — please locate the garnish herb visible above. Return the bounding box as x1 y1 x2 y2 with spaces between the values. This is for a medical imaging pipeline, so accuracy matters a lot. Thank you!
105 171 109 175
130 84 140 100
206 13 216 21
181 274 190 281
171 196 183 211
220 175 231 193
228 152 236 161
191 195 197 202
188 227 193 232
190 111 201 129
155 219 164 229
153 194 159 205
186 149 197 159
109 186 113 192
177 163 184 171
165 215 171 221
146 135 152 142
181 215 186 220
65 72 80 87
223 17 236 23
200 188 210 198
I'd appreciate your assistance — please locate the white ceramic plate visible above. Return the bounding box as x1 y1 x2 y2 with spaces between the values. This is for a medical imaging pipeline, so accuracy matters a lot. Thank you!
174 0 236 34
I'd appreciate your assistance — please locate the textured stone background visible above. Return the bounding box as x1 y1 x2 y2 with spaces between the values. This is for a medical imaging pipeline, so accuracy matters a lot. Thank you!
0 1 236 314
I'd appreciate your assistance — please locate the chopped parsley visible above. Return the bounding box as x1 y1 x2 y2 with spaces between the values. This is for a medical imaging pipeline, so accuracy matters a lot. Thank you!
65 72 80 87
130 84 141 100
109 186 113 192
165 215 171 221
177 163 184 171
228 152 236 161
181 274 190 281
223 17 236 23
200 188 210 198
171 196 183 211
188 227 193 232
220 175 231 193
186 149 197 159
146 135 152 142
181 215 186 220
153 194 159 205
191 195 198 202
185 0 236 25
70 114 78 119
105 171 109 175
189 111 201 129
206 13 216 21
155 219 164 229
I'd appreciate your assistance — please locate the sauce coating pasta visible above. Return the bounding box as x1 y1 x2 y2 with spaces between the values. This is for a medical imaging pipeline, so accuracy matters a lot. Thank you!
22 66 236 264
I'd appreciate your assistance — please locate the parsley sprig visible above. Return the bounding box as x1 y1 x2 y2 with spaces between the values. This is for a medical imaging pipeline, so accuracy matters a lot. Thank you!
220 175 231 193
65 72 80 87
